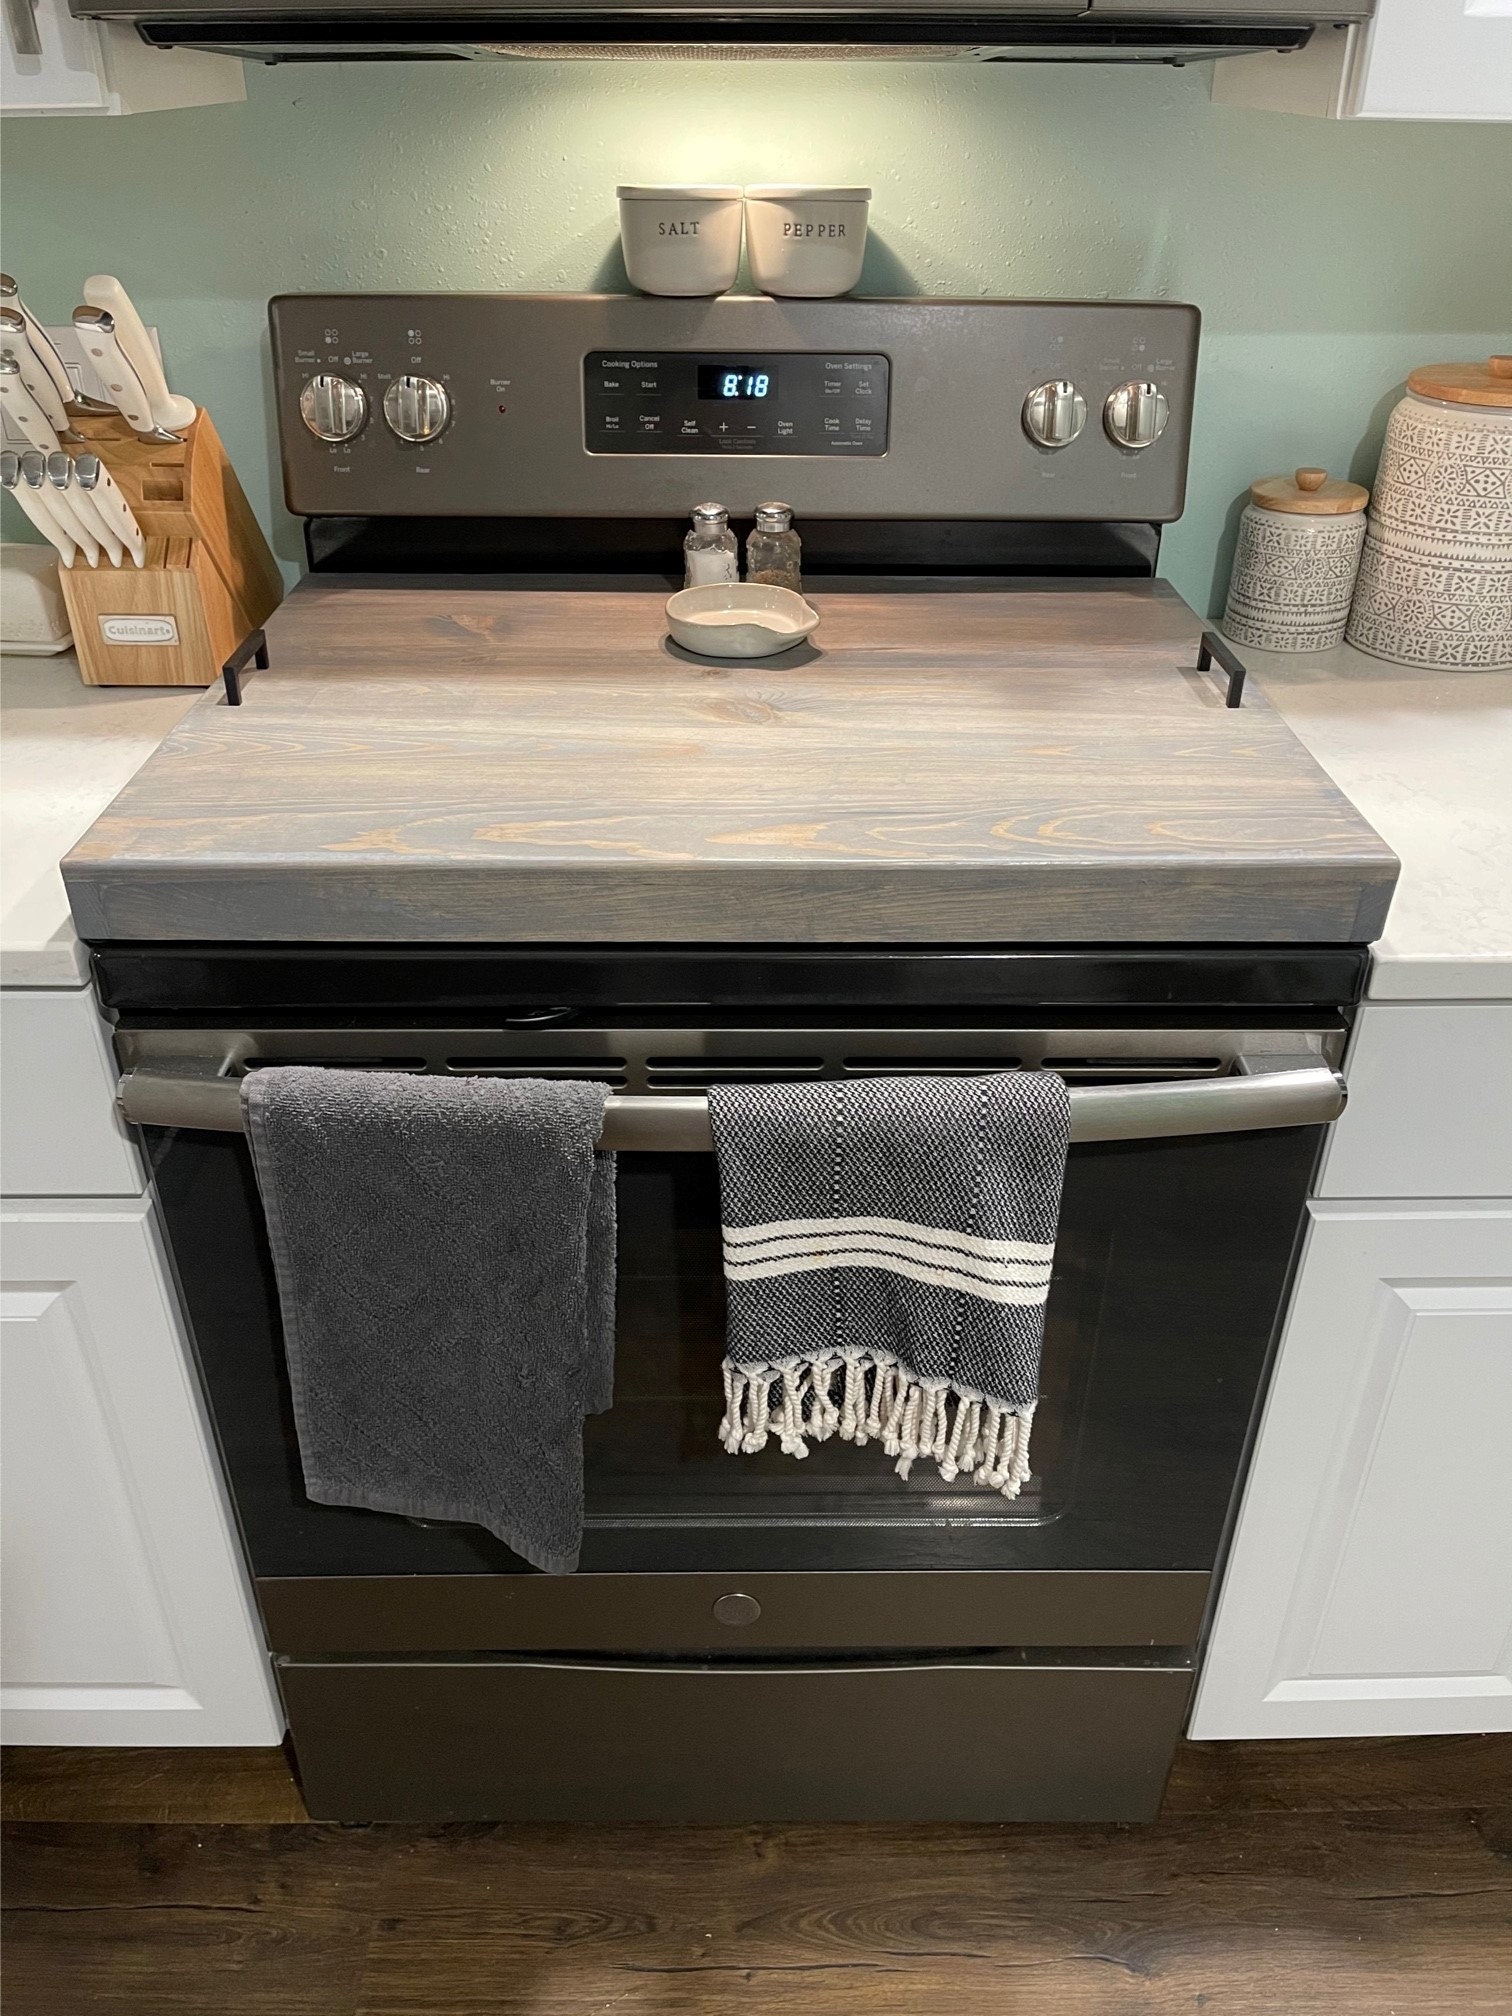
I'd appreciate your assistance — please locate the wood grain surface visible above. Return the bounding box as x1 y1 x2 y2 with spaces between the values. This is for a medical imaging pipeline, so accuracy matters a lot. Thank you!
5 1737 1510 2016
63 575 1398 946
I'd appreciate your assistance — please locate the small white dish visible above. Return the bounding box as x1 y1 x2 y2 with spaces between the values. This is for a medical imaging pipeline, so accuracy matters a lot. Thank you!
666 582 819 659
616 184 743 297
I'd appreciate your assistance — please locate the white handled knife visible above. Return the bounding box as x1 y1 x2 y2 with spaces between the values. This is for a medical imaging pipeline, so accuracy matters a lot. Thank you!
47 451 120 567
0 309 76 439
0 351 63 454
75 452 147 568
82 276 197 435
72 307 181 443
0 273 76 415
24 450 100 567
3 450 80 569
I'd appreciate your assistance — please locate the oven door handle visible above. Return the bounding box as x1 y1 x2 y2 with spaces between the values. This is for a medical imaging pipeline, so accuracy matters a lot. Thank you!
114 1057 1346 1147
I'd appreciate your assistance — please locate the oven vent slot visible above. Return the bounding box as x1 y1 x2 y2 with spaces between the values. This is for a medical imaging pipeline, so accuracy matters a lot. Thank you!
842 1056 1023 1076
241 1056 428 1074
1044 1056 1226 1081
645 1055 826 1093
445 1057 629 1085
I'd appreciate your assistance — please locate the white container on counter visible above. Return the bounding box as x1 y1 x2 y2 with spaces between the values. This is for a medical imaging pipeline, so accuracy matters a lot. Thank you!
743 186 870 298
616 185 743 298
1223 467 1369 654
1347 356 1512 671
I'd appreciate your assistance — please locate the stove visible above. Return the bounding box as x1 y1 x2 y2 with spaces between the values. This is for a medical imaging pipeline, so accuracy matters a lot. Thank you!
74 295 1397 1823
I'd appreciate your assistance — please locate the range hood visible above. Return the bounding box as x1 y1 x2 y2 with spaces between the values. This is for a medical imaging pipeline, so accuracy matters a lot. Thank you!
76 0 1374 64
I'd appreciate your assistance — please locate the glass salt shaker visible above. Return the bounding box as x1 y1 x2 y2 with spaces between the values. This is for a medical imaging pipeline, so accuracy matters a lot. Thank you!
683 503 739 588
746 502 802 594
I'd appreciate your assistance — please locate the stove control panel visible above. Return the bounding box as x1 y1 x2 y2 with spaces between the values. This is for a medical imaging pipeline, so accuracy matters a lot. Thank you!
583 351 890 457
271 294 1200 522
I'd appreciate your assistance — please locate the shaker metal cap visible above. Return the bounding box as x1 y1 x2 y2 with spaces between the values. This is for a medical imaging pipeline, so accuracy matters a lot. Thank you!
1250 468 1369 516
754 502 794 529
691 502 729 524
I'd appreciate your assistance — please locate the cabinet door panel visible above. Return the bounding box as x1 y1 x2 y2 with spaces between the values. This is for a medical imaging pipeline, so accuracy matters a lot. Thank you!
0 1201 282 1745
0 0 107 113
1319 1003 1512 1200
0 988 142 1199
1190 1203 1512 1739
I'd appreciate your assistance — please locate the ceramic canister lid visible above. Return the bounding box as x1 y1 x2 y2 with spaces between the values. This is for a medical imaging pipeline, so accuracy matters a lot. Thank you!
1250 467 1369 516
1406 356 1512 409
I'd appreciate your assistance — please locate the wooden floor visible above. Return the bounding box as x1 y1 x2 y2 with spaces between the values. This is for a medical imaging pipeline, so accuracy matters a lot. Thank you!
4 1737 1511 2014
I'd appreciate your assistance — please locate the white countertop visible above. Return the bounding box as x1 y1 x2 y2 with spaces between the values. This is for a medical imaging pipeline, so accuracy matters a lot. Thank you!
4 639 1509 1001
1249 644 1512 1002
1 654 198 987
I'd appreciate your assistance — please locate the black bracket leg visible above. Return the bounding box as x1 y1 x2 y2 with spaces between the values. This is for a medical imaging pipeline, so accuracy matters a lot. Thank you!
222 629 270 707
1197 629 1247 709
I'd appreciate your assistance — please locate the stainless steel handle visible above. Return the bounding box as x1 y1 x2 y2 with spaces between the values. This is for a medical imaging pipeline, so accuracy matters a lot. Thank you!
4 0 44 59
116 1060 1346 1147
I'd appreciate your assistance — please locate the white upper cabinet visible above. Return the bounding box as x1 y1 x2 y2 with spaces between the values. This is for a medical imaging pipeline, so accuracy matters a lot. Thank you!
1212 0 1512 120
1 0 243 115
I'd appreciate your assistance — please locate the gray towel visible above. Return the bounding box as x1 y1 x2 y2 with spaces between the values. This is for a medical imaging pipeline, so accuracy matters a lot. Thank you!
243 1067 615 1575
709 1073 1070 1497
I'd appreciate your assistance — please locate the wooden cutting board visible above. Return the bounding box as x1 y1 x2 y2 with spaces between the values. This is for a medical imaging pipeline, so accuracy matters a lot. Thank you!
63 575 1398 947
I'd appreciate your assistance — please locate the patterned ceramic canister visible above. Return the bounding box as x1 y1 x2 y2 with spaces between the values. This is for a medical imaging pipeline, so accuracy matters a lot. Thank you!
1223 467 1369 653
1347 357 1512 670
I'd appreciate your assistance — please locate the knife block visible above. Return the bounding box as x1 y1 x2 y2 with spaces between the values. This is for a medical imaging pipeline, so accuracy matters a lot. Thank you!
60 407 283 688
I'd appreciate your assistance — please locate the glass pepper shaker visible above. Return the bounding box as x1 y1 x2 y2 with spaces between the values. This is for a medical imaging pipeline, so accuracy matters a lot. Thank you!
683 502 739 588
746 502 802 594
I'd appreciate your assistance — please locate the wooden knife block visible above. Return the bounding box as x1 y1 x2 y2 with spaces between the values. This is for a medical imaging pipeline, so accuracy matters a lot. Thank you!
59 408 283 688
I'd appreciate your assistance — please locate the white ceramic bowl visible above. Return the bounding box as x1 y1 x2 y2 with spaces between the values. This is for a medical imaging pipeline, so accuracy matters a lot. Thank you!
666 583 819 659
743 185 871 299
617 184 743 297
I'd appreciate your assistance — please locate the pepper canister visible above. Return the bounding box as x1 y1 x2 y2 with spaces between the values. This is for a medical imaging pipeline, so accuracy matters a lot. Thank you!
1223 467 1369 653
1347 355 1512 670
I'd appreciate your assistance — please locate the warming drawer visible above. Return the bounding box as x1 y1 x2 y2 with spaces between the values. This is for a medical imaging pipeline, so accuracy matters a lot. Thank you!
279 1652 1195 1822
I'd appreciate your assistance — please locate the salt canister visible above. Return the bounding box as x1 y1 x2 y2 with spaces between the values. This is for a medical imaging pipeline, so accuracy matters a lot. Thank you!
1223 467 1368 653
1347 356 1512 670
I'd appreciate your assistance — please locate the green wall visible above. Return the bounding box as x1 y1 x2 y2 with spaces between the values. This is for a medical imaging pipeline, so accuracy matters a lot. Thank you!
2 59 1509 611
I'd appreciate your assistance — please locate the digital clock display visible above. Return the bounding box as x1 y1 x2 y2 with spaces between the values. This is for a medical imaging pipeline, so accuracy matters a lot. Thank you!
697 365 777 402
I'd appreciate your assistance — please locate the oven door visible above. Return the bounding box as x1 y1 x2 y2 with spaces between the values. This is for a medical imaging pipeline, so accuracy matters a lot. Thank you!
123 1018 1341 1646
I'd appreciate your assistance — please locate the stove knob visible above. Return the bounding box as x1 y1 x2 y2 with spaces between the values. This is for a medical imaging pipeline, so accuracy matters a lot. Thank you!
298 373 367 443
1022 379 1086 449
383 374 450 445
1104 380 1170 452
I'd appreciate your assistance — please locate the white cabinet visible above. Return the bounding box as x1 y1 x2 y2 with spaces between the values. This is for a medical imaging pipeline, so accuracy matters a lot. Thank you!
1318 1003 1512 1201
1195 990 1512 1739
1212 0 1512 121
1191 1202 1512 1737
0 988 143 1198
1 1198 282 1744
2 0 243 115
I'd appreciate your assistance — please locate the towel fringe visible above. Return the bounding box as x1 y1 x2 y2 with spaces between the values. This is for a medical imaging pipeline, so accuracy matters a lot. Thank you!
718 1353 1035 1500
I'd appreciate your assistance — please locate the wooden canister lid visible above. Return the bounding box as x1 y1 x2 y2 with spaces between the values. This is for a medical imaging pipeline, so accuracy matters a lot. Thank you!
1406 356 1512 409
1250 467 1368 516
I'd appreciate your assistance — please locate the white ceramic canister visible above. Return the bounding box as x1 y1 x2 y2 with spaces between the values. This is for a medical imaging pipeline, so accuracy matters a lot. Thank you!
616 185 743 298
1223 467 1369 653
743 186 871 299
1347 355 1512 670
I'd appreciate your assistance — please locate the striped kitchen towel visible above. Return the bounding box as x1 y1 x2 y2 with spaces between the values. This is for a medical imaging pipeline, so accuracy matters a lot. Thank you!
708 1073 1071 1497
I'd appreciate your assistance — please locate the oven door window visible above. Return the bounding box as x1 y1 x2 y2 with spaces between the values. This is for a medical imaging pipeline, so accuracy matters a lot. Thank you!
149 1110 1319 1579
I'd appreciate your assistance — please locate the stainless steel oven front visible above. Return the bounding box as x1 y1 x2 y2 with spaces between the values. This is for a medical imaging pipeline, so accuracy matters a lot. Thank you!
116 1000 1344 1819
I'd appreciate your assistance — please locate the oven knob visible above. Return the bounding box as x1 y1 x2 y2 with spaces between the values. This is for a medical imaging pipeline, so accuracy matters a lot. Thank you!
1022 379 1086 449
712 1593 762 1627
383 373 450 444
1104 380 1170 451
298 373 367 443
